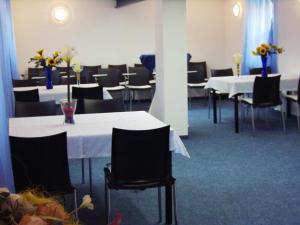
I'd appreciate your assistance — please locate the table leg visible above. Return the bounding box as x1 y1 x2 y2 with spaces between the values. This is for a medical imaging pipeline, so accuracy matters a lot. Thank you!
89 158 93 197
287 98 291 117
212 90 217 123
234 95 239 133
165 185 172 225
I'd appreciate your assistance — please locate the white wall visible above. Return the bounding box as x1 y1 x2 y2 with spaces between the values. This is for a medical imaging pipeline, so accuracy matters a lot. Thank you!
187 0 225 74
11 0 155 74
12 0 227 76
277 0 300 75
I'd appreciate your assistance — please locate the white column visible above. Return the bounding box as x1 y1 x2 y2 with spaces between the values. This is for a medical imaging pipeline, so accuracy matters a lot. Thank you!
149 0 188 136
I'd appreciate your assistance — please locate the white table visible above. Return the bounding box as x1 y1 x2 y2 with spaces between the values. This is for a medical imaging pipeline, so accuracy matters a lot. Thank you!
204 74 300 133
14 83 112 103
9 111 190 159
9 111 188 221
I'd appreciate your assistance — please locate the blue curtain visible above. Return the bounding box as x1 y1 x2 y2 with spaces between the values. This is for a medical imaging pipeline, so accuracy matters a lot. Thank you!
0 0 19 191
242 0 277 74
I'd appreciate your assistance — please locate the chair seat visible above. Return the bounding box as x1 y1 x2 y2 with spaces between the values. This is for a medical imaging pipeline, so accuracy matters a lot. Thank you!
105 86 125 91
104 167 175 190
240 97 253 105
149 79 156 84
127 85 152 90
283 93 298 102
188 82 206 87
119 81 129 86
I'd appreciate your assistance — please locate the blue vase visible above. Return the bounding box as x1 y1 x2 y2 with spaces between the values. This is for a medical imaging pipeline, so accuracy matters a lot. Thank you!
45 67 53 89
261 56 268 78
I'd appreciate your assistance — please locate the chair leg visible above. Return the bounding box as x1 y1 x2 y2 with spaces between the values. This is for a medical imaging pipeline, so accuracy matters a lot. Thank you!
297 104 300 131
73 189 78 219
81 159 85 184
251 106 255 133
129 90 132 111
281 105 286 133
158 187 162 223
218 95 222 123
208 91 211 119
89 158 93 196
104 176 111 224
172 184 178 225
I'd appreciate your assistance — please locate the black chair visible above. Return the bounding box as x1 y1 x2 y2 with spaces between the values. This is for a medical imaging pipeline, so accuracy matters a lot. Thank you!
187 62 208 106
14 89 39 102
28 67 43 79
282 77 300 131
104 126 178 225
134 63 155 83
97 69 125 97
15 100 56 117
72 85 104 114
84 65 102 83
249 67 272 75
240 75 285 132
84 99 125 114
209 68 234 122
12 79 37 87
108 64 127 85
9 132 78 217
127 66 152 110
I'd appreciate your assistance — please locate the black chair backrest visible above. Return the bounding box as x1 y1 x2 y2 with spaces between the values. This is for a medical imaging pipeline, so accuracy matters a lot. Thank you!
61 76 77 85
10 132 73 193
28 68 43 79
134 63 143 67
15 100 56 117
211 68 234 77
249 67 272 75
97 68 120 87
253 75 281 107
108 64 127 83
188 61 207 83
84 65 102 83
12 79 37 87
111 126 171 185
84 98 125 114
128 67 150 86
14 89 39 102
72 85 103 114
298 77 300 104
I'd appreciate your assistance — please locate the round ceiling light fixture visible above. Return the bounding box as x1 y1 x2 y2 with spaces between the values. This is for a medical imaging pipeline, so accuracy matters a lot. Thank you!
233 2 242 17
52 6 70 24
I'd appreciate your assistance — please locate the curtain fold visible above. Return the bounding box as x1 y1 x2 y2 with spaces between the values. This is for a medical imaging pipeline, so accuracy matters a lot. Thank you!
0 0 19 191
242 0 277 74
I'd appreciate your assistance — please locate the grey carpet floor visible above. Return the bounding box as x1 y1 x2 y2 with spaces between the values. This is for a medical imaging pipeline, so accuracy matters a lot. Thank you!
69 99 300 225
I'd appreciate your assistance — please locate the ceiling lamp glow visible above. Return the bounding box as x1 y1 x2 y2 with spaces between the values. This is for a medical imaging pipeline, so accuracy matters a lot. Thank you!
52 6 70 24
233 2 241 17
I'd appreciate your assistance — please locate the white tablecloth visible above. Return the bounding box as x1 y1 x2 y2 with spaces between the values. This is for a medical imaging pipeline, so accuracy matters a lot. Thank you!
205 74 300 98
13 84 112 103
9 111 190 159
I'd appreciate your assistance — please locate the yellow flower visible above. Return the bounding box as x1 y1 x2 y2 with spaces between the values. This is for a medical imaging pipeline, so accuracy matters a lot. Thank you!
259 47 267 56
36 49 44 56
79 195 94 210
19 191 53 205
47 57 56 66
252 50 258 56
261 43 270 50
278 48 284 54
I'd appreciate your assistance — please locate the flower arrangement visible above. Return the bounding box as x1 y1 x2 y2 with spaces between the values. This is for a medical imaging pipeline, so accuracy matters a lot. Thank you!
72 62 83 85
233 53 242 76
0 187 94 225
252 43 284 57
29 49 62 68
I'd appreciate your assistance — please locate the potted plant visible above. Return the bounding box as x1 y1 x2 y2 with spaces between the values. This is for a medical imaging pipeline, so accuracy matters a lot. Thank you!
29 49 62 89
252 43 283 77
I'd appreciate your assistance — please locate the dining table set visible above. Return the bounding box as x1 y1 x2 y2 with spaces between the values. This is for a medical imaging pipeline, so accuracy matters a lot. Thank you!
205 73 300 133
